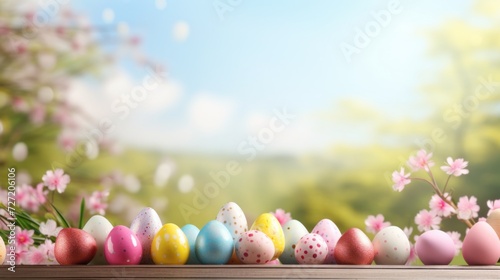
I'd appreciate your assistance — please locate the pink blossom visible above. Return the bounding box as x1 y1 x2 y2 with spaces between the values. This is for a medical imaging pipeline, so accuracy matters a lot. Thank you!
414 209 441 232
429 193 455 217
486 199 500 216
403 227 413 238
39 219 62 238
42 169 70 193
29 104 46 125
87 190 110 216
392 168 411 192
57 131 77 152
446 231 462 257
27 239 57 265
405 243 418 265
271 208 291 226
440 157 469 177
15 227 34 249
457 196 480 220
365 214 391 234
16 184 42 212
407 149 434 171
27 247 46 265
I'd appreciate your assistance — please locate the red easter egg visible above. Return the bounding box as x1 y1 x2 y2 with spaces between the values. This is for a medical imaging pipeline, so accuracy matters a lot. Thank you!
334 228 374 265
55 228 97 265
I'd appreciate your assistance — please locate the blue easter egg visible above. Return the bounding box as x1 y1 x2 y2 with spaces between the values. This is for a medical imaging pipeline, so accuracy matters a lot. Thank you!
181 224 201 264
195 220 233 264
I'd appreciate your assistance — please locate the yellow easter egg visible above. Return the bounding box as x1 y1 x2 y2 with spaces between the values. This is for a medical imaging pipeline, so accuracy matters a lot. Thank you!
0 237 6 264
250 213 285 259
151 223 189 265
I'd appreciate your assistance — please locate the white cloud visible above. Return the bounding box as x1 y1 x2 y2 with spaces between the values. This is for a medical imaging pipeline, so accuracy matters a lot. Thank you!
141 80 182 112
188 93 235 134
173 21 189 42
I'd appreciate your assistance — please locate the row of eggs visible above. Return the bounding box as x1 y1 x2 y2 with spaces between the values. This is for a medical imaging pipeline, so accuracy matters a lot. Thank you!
11 202 500 266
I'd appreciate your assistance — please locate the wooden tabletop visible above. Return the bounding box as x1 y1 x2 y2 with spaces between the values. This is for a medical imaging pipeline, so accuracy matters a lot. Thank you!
1 265 499 279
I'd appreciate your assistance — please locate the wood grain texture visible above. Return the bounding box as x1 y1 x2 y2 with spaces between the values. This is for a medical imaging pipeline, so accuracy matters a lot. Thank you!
1 265 499 279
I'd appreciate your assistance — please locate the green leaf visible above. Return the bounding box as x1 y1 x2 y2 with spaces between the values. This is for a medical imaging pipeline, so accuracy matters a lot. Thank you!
78 198 85 229
50 202 71 228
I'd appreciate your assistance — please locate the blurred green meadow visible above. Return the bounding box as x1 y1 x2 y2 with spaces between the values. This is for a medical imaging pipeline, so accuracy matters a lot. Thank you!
1 0 500 265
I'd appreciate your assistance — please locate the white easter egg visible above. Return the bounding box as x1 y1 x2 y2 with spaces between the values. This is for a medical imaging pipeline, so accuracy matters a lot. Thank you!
372 226 410 265
82 215 113 264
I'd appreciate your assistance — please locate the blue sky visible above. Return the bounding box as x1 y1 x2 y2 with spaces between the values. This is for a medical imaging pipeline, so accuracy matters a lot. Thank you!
69 0 475 155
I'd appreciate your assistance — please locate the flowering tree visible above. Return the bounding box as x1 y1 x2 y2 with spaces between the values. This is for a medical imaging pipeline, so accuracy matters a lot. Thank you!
0 1 163 264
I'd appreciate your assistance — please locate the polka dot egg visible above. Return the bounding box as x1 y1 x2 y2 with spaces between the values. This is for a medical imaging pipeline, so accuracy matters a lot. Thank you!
235 230 275 264
216 202 248 241
294 233 328 264
372 226 410 265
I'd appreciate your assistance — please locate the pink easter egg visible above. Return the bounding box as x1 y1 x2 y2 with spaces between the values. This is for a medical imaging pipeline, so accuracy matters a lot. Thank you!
311 219 341 263
105 225 142 265
295 233 328 264
415 230 455 265
235 230 275 264
462 221 500 265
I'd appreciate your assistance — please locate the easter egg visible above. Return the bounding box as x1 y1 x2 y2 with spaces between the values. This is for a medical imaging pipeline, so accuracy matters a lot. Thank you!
251 213 285 259
486 209 500 239
104 225 142 265
312 219 341 264
235 230 275 264
415 230 455 265
130 207 162 264
279 219 308 264
462 221 500 265
195 220 234 264
83 215 113 264
294 233 328 264
181 224 201 264
334 228 374 265
216 202 248 241
372 226 410 265
151 223 189 265
0 236 5 264
55 228 97 265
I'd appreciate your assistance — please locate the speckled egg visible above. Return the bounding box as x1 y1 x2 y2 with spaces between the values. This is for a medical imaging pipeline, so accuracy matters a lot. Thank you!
372 226 410 265
216 202 248 241
104 225 142 265
279 219 308 264
235 230 275 264
250 213 285 259
311 219 341 264
130 207 162 264
181 224 201 264
294 233 328 264
196 220 234 264
0 236 6 264
83 215 113 264
151 223 189 265
415 230 455 265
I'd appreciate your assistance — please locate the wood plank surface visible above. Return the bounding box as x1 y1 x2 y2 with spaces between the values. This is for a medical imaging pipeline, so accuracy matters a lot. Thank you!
1 265 500 279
